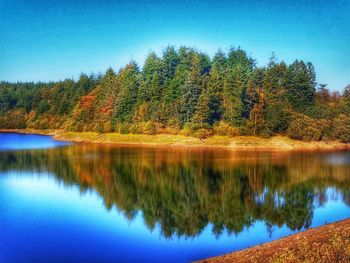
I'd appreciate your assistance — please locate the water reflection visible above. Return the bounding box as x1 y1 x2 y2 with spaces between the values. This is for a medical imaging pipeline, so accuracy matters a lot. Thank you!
0 133 69 150
0 144 349 239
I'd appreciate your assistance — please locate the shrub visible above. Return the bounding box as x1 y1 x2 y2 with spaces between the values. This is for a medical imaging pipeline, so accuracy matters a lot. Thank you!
287 114 321 141
259 128 273 138
0 110 26 129
143 121 156 135
316 119 333 141
179 123 193 136
167 118 180 130
94 121 112 133
238 126 251 136
332 114 350 143
213 121 239 137
265 102 291 133
193 128 213 140
180 123 212 138
118 123 130 134
130 123 142 134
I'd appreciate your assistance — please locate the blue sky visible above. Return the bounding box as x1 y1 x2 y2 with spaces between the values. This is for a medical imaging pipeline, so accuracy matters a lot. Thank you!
0 0 349 90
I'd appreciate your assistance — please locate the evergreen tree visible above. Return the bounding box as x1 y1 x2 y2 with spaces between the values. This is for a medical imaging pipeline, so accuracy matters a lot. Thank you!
284 60 315 113
1 45 349 141
180 54 202 126
114 62 140 123
222 65 245 126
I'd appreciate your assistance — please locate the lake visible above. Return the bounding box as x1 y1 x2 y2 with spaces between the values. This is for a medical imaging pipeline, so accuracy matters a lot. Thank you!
0 133 349 262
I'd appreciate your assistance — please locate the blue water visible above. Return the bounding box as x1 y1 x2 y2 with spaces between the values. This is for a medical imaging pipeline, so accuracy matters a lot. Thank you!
0 133 69 150
0 133 349 262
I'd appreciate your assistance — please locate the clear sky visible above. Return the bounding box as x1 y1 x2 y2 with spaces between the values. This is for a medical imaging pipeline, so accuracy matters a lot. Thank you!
0 0 349 90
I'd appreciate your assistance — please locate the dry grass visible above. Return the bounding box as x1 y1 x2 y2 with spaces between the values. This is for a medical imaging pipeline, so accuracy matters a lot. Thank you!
54 132 350 151
198 219 350 263
270 225 350 263
1 129 350 151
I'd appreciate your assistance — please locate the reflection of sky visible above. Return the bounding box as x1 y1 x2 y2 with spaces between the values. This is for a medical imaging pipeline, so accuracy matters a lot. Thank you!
326 152 350 165
1 172 349 263
0 133 69 151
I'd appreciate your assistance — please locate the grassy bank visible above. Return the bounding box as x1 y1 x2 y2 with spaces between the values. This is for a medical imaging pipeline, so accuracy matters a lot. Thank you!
198 218 350 263
1 129 350 151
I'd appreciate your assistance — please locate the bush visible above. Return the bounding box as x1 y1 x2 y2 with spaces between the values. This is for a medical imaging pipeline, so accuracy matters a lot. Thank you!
287 114 321 141
143 121 156 135
259 128 273 138
167 118 180 130
213 121 239 137
94 121 113 133
193 128 213 140
180 123 193 136
316 119 333 141
238 126 251 136
0 110 27 129
118 123 130 134
265 102 291 133
180 123 212 139
130 123 142 134
332 114 350 143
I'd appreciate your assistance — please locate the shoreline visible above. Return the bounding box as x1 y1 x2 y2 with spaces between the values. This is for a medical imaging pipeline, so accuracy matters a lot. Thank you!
198 218 350 263
1 128 350 151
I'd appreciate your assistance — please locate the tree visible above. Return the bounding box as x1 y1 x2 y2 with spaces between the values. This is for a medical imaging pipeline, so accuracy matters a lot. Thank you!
244 69 266 134
114 62 140 123
265 101 291 133
222 65 245 126
1 45 349 142
284 60 316 113
161 46 179 81
193 89 211 124
180 54 202 126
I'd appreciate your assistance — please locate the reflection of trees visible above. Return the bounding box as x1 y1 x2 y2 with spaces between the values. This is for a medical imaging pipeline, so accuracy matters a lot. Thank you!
1 146 350 238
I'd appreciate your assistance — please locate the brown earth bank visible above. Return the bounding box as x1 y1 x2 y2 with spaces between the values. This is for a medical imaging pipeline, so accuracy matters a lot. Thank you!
197 218 350 263
1 129 350 151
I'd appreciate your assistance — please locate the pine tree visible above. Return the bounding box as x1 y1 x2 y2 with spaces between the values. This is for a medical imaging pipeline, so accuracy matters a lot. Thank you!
114 62 140 123
284 60 315 113
180 54 202 126
193 89 211 124
222 65 245 126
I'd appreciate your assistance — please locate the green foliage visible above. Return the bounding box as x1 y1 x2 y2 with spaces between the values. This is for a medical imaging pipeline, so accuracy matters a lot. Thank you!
284 60 316 113
332 115 350 143
287 114 321 141
143 121 156 135
180 122 212 138
0 109 26 129
213 121 239 137
115 62 140 123
0 47 349 142
118 123 130 134
193 128 213 140
265 102 291 133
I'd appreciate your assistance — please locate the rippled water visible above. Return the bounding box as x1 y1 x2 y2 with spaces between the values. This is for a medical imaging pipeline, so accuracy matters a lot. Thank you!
0 133 349 262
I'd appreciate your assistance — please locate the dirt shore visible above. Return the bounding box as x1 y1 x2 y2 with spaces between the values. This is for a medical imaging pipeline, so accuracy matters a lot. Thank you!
1 129 350 151
197 218 350 263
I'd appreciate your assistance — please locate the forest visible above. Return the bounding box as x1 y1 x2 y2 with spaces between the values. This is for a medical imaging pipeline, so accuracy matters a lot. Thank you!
1 46 350 142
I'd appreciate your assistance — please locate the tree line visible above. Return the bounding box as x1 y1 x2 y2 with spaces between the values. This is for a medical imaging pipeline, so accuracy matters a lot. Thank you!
1 46 350 141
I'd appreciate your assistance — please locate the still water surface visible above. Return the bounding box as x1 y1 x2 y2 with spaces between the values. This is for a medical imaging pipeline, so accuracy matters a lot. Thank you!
0 133 349 262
